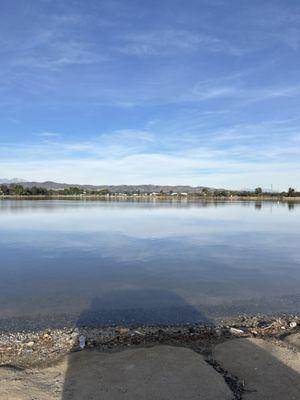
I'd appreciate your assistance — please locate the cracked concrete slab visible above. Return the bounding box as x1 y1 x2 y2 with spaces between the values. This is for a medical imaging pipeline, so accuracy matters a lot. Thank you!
213 338 300 400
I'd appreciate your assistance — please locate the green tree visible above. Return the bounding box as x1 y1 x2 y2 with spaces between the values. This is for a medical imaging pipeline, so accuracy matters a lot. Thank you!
0 185 9 195
10 184 24 195
217 189 228 197
255 187 262 195
98 189 110 195
287 187 295 197
201 188 210 196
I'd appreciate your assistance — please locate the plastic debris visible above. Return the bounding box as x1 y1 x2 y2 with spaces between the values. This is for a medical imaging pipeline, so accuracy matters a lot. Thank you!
134 330 145 336
290 321 297 329
79 335 86 349
230 328 244 335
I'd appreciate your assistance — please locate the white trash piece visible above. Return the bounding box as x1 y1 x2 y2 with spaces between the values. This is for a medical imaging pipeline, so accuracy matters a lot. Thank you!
79 335 86 349
230 327 244 335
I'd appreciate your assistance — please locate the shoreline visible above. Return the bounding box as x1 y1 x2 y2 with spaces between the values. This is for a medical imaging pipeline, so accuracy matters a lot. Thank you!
1 195 300 201
1 314 299 400
1 314 299 368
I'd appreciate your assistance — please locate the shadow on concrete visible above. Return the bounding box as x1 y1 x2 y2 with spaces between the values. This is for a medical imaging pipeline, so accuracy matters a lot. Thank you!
61 289 300 400
212 337 300 400
61 288 211 399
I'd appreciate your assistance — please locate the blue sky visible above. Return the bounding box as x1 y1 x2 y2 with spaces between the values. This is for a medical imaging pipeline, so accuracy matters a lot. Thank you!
0 0 300 189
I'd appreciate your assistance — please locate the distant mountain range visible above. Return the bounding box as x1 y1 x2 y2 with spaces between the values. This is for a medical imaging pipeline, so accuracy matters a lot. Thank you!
0 178 26 184
0 179 211 193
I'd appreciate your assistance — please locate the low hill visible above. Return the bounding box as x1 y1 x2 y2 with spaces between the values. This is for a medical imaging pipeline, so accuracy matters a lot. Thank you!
10 181 211 193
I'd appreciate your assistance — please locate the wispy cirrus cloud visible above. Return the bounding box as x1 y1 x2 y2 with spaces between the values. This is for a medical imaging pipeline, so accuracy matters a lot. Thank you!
1 1 300 189
118 29 243 56
1 116 300 189
36 131 61 138
1 151 299 190
181 76 300 103
11 34 104 71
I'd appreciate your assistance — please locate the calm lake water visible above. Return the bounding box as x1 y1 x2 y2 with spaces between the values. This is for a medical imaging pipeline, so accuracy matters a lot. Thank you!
0 199 299 330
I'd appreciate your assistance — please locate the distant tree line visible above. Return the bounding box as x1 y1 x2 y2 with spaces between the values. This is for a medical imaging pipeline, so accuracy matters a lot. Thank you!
0 184 299 197
0 184 111 196
0 184 49 196
201 187 299 197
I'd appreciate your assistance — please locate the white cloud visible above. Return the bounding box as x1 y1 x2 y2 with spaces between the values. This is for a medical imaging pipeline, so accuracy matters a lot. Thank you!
118 29 243 56
1 143 299 190
181 78 300 103
1 117 300 191
36 131 61 138
1 3 300 191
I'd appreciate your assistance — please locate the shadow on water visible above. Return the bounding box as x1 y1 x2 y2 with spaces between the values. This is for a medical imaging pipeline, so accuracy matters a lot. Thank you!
61 288 210 399
61 289 300 400
76 288 210 327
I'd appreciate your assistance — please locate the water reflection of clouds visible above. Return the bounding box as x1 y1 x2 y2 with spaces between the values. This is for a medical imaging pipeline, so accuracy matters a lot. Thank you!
1 201 300 240
1 201 300 261
1 227 299 274
0 200 299 274
0 201 300 323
